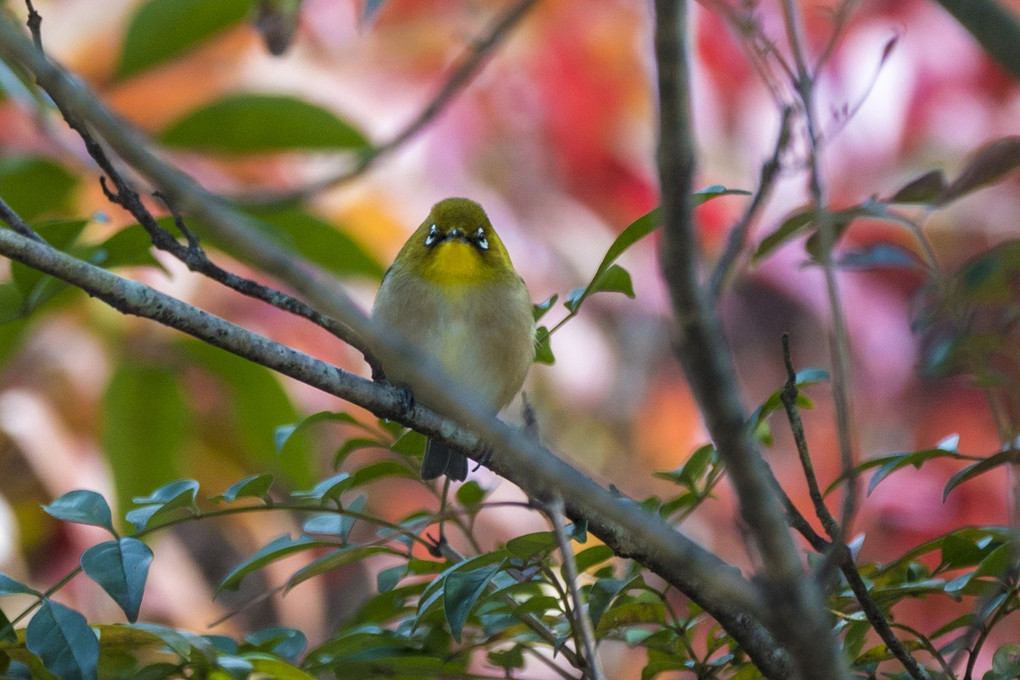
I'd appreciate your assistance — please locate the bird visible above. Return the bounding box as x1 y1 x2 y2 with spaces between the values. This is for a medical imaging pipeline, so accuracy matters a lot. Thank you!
371 197 535 481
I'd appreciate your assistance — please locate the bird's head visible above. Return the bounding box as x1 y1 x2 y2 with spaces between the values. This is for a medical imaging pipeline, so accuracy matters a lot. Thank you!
396 198 516 284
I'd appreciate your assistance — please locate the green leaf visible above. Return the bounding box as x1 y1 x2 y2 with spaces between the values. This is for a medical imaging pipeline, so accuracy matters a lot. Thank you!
886 170 947 204
246 654 316 680
80 538 153 622
10 220 89 315
42 490 115 535
348 461 417 488
572 545 615 574
25 600 98 680
161 94 370 153
302 495 366 539
835 243 924 271
588 578 630 629
125 623 219 668
487 645 525 671
245 627 307 661
534 326 555 365
182 340 314 488
247 209 384 279
532 295 558 323
944 449 1020 501
86 225 165 273
595 600 666 634
824 436 961 496
103 361 191 525
444 562 503 642
117 0 255 79
291 473 352 503
940 533 985 569
0 573 38 596
455 480 487 506
275 412 358 454
505 532 558 561
286 545 392 591
213 474 274 503
217 535 333 594
332 437 389 469
127 479 200 531
939 136 1020 205
376 565 407 593
389 430 425 457
0 157 77 221
653 444 717 491
747 369 829 441
753 209 815 263
416 552 507 627
992 643 1020 677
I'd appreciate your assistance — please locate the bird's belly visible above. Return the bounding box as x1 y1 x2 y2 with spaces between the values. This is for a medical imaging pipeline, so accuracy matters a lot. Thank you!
422 314 504 410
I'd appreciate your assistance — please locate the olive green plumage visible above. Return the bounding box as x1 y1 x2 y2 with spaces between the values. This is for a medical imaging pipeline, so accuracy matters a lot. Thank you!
372 198 535 481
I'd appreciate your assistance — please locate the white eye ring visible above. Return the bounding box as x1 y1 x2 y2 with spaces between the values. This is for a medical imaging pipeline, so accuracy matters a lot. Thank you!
473 228 488 251
424 224 442 247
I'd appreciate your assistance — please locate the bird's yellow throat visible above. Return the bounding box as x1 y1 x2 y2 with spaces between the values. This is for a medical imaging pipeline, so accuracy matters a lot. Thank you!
421 240 498 285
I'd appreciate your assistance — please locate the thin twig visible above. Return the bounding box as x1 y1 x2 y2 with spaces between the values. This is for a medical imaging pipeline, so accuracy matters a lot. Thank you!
709 106 793 300
23 0 43 53
780 0 858 563
0 195 45 243
780 334 929 680
547 496 603 680
781 334 841 542
238 0 541 205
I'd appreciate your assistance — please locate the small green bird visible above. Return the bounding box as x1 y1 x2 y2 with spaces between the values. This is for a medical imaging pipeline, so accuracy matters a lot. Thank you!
372 198 535 481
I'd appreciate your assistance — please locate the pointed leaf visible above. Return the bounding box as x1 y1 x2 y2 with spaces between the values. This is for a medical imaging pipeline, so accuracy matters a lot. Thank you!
0 573 39 597
249 210 384 279
835 243 924 271
117 0 255 79
216 535 333 594
505 532 558 561
886 169 947 204
104 361 191 526
0 158 78 222
291 473 352 503
943 450 1020 501
161 94 370 153
213 474 275 503
42 491 115 535
80 538 153 622
286 545 393 591
444 562 504 642
939 136 1020 205
534 326 555 365
245 626 307 661
25 600 98 680
532 295 558 323
131 480 200 511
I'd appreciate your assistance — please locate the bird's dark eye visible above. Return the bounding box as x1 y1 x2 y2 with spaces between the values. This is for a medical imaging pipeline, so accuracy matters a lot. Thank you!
472 227 488 251
424 224 442 247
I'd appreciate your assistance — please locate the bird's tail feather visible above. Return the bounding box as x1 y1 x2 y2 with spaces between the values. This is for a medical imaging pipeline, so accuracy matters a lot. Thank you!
421 438 468 481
